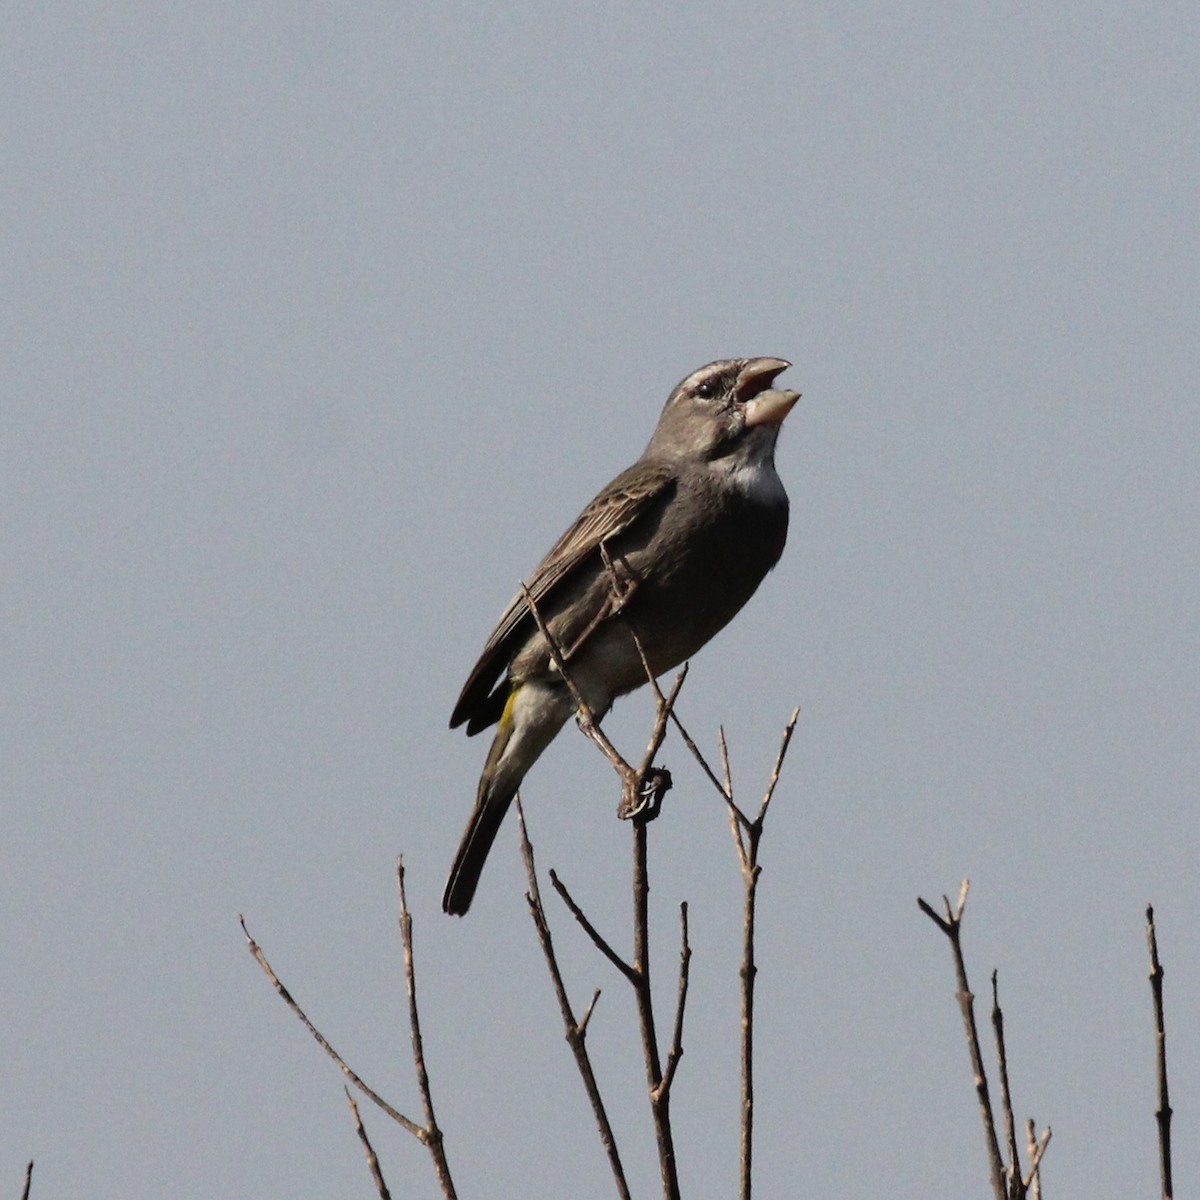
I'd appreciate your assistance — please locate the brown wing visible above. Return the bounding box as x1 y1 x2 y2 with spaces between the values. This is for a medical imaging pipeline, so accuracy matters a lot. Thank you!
450 462 676 732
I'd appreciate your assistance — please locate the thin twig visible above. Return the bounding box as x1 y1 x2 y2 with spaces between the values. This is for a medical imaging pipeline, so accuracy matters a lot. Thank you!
346 1088 393 1200
917 882 1007 1200
669 706 734 802
635 666 689 782
631 813 680 1200
738 854 759 1200
758 709 799 826
21 1162 32 1200
242 875 458 1200
1024 1120 1041 1200
990 970 1020 1193
719 727 734 805
517 801 633 1200
1146 904 1173 1200
657 903 691 1098
1024 1126 1052 1196
550 868 636 983
519 580 629 773
735 707 800 1200
240 916 425 1138
395 859 457 1198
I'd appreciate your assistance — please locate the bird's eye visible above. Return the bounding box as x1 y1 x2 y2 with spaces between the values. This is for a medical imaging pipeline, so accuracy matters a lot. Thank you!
694 380 717 399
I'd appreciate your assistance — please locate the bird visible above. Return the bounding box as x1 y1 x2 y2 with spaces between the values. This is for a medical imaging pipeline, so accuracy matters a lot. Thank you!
443 357 800 915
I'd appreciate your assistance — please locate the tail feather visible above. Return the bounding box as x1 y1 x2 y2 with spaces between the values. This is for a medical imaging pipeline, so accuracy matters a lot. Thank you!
442 780 516 916
444 679 575 915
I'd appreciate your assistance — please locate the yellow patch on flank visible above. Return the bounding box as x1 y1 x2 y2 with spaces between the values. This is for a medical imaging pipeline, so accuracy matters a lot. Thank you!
499 685 522 731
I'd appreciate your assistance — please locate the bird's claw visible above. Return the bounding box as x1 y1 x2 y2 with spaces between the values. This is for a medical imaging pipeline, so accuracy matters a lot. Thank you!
617 766 673 821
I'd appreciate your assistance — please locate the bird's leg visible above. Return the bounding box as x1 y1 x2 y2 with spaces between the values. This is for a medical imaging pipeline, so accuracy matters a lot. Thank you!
598 541 638 612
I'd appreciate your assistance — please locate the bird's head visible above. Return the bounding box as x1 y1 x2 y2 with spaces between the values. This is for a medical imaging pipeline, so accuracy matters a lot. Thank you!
645 357 800 463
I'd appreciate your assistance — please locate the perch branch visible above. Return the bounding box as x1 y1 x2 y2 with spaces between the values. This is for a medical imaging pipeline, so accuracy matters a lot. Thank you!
517 801 632 1200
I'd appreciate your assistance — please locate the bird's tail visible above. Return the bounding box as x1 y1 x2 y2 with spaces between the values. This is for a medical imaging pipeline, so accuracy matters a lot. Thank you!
443 681 571 915
442 776 516 916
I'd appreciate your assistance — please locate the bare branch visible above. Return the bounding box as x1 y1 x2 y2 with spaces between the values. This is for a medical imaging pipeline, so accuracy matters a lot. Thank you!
1025 1125 1052 1196
1146 904 1173 1200
579 988 602 1038
917 883 1007 1200
733 708 801 1200
634 666 689 783
990 971 1020 1195
517 801 632 1200
630 814 681 1200
21 1162 32 1200
668 705 732 802
549 868 636 983
346 1089 393 1200
1024 1120 1041 1200
395 859 456 1198
240 916 425 1140
719 726 734 802
657 903 692 1099
757 708 800 824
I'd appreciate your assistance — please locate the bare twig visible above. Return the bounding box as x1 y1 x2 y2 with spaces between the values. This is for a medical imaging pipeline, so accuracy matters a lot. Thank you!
669 706 734 802
1024 1120 1040 1200
631 812 681 1200
1024 1125 1052 1196
734 707 800 1200
990 971 1020 1191
919 884 1052 1200
395 859 456 1198
657 903 692 1098
21 1161 32 1200
917 882 1007 1200
1146 904 1173 1200
346 1088 393 1200
241 861 458 1200
520 561 686 1198
550 868 636 983
519 580 629 775
517 801 632 1200
241 916 424 1137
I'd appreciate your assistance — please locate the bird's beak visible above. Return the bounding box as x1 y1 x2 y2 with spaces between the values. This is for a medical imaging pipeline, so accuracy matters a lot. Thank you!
737 357 800 427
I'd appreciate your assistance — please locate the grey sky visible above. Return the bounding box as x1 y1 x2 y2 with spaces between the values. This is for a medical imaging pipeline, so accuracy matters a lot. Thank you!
4 3 1198 1197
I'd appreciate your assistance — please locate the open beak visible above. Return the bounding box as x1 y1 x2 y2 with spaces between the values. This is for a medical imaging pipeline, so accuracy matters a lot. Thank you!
737 357 800 427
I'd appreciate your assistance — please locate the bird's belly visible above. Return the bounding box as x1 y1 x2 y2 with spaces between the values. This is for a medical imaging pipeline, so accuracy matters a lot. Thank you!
575 498 787 699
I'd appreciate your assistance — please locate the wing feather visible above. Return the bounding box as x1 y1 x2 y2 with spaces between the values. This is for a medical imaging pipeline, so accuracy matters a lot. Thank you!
449 463 675 731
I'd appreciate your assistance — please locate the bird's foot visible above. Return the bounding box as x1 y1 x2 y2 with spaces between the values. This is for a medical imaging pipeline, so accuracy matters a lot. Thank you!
618 766 672 821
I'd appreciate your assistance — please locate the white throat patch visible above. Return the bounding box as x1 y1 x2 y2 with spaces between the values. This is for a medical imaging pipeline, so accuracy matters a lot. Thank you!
710 454 787 505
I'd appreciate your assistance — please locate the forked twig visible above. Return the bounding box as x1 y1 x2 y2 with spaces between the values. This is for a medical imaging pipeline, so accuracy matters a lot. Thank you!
1146 904 1173 1200
732 709 800 1200
1024 1121 1040 1200
517 801 632 1200
517 561 689 1199
918 882 1006 1200
241 917 423 1136
241 857 457 1199
393 860 455 1195
918 883 1051 1200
